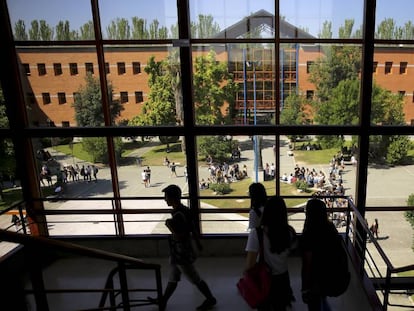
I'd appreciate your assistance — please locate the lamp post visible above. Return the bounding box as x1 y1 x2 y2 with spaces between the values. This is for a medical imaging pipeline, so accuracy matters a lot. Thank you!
246 59 260 182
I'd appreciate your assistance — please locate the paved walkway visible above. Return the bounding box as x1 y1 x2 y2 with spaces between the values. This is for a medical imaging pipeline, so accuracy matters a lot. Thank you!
2 137 414 264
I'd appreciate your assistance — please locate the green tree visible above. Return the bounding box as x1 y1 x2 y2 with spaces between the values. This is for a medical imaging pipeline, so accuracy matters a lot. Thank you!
191 14 221 38
376 18 397 39
106 18 130 39
14 20 28 40
130 50 236 127
79 21 95 40
198 136 233 163
318 21 332 38
193 50 237 125
72 73 123 126
280 91 309 143
129 56 176 127
39 20 53 40
29 20 40 40
81 137 123 164
55 20 77 40
131 17 148 39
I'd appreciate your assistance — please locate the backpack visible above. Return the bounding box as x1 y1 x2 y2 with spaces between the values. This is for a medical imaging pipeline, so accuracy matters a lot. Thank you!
316 230 351 297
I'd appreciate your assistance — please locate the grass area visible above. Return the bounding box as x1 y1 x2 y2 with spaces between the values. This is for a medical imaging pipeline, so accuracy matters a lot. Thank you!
53 143 95 163
140 142 190 166
201 178 310 209
294 148 339 166
0 187 23 211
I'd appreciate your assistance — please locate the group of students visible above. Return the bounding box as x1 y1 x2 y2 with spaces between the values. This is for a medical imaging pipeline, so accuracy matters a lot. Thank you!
149 182 346 311
245 182 346 310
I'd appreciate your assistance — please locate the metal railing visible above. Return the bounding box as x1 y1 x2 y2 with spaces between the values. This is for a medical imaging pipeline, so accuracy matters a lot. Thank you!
0 229 163 311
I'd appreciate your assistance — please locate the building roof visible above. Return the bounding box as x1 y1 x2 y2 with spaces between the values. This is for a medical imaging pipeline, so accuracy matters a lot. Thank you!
214 9 315 39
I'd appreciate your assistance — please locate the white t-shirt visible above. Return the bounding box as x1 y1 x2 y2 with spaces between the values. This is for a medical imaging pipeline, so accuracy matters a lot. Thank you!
248 206 264 229
245 228 290 275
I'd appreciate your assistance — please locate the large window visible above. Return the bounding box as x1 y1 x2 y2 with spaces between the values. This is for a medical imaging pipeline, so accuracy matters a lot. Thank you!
2 0 414 239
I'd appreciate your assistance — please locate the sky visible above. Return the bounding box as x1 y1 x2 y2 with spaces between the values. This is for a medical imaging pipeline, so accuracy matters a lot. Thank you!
6 0 414 38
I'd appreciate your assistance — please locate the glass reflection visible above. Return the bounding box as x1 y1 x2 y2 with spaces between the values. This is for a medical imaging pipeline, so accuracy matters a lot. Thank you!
16 46 100 127
376 0 414 40
373 45 414 126
189 0 275 39
367 135 414 206
117 136 188 197
36 136 112 200
103 45 180 127
280 0 363 39
99 0 178 39
7 0 94 41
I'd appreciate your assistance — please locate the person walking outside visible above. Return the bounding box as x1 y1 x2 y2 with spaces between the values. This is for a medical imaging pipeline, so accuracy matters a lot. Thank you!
148 184 217 310
244 196 297 310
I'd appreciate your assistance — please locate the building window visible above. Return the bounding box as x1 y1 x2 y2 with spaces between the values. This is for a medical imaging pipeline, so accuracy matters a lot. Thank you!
62 121 70 127
53 63 62 76
105 62 110 74
133 62 141 74
37 63 46 76
117 62 126 75
306 90 314 100
120 91 128 103
42 93 51 105
85 62 94 74
135 91 143 103
58 92 66 104
400 62 408 74
70 63 78 75
306 61 314 74
23 63 30 76
373 61 378 74
27 92 36 105
385 61 393 74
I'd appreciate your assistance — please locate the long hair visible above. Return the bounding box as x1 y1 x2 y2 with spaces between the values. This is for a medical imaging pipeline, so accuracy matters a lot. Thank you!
303 198 331 236
249 183 267 216
261 196 293 254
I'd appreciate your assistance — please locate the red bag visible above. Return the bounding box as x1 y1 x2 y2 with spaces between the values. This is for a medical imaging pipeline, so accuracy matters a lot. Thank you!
237 228 271 308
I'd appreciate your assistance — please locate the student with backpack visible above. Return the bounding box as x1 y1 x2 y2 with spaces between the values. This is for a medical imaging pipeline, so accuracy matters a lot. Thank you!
300 199 350 311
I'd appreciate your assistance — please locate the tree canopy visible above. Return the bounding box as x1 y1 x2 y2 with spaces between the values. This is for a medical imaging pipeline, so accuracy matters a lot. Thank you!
72 73 123 126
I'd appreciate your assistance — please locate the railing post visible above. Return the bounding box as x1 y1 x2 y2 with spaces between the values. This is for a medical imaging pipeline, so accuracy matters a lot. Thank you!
382 268 391 311
118 262 130 311
26 246 49 311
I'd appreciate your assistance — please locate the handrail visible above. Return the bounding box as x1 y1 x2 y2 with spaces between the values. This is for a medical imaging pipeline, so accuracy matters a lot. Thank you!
0 229 163 311
347 199 414 310
0 229 159 268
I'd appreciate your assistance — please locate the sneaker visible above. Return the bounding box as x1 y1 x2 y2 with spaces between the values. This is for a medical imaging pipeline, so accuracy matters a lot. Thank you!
196 297 217 310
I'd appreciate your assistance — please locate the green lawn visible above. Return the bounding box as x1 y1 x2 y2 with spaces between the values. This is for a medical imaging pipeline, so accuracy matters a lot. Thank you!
201 178 310 209
294 148 339 166
0 187 23 210
54 143 95 163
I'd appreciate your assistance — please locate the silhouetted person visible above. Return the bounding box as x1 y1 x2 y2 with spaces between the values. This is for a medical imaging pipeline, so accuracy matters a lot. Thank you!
148 185 217 311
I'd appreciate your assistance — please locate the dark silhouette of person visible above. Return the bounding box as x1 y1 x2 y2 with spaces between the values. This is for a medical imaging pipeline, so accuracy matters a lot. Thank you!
148 185 217 311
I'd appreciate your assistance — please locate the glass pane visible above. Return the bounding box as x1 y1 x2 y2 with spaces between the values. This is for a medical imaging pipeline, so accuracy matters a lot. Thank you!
367 135 414 207
0 81 9 129
7 0 94 41
117 136 188 197
123 199 170 234
376 0 414 40
99 0 178 39
373 45 414 126
103 45 180 127
292 44 362 126
193 44 277 126
37 136 112 199
46 212 116 236
280 0 364 39
16 46 103 127
190 0 275 39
